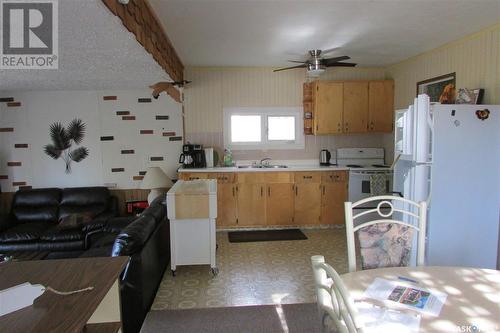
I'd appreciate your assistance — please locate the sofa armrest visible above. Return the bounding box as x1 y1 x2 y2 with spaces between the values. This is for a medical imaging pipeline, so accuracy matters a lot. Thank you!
0 214 15 233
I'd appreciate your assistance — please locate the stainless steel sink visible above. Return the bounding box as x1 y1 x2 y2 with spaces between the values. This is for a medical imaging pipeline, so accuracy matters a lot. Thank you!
237 165 263 168
264 165 288 168
237 165 288 169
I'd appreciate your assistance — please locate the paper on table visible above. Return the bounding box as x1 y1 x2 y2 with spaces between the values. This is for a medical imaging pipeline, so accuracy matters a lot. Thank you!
357 301 421 333
363 278 447 316
0 282 45 317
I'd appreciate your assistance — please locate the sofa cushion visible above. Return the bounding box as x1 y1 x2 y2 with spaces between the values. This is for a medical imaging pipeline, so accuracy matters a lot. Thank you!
12 188 61 224
0 222 51 243
56 213 94 230
40 227 84 242
112 215 157 256
59 187 110 219
142 201 166 223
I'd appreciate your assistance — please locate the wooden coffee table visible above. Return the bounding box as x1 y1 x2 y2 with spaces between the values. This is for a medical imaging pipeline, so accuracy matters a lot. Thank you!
1 251 49 262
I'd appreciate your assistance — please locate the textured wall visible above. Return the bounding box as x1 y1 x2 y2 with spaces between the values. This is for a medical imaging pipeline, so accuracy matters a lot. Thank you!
183 67 392 161
386 24 500 109
0 90 183 192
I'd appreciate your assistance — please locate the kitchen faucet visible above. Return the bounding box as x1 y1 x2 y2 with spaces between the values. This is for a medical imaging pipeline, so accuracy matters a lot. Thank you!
260 157 272 167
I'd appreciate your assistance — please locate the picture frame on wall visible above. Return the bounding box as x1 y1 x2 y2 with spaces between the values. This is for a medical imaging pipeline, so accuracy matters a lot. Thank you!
417 72 456 104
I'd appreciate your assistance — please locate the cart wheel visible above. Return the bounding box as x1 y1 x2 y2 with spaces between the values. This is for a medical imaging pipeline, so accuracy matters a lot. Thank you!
210 267 219 277
171 270 176 277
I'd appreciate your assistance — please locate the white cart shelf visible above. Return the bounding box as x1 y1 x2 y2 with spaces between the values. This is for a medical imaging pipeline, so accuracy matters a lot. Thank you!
166 179 218 276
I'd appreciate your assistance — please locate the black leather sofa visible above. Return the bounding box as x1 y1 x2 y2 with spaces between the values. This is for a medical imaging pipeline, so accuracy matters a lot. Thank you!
0 187 118 252
80 196 170 333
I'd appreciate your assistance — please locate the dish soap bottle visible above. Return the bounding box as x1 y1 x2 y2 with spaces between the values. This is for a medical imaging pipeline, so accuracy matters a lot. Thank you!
223 149 233 167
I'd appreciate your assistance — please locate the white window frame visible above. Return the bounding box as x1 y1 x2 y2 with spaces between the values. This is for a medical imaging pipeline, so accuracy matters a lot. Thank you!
223 107 304 150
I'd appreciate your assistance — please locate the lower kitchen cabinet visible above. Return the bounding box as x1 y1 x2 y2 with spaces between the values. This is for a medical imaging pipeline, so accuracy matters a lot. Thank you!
294 183 321 225
216 183 237 227
321 182 348 225
266 183 295 225
236 183 266 226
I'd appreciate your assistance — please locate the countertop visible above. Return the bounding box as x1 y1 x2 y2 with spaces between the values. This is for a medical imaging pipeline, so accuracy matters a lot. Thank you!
178 165 350 173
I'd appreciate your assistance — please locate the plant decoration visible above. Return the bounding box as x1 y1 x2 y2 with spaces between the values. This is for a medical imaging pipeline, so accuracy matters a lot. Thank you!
44 118 89 173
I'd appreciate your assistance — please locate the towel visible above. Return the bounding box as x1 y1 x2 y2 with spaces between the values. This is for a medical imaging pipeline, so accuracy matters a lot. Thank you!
370 174 387 196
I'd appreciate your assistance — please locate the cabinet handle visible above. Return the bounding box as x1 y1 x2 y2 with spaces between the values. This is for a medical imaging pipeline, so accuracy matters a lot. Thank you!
303 176 312 179
236 186 238 193
322 185 325 195
261 186 263 197
295 186 298 196
268 187 271 197
232 186 235 196
316 124 319 131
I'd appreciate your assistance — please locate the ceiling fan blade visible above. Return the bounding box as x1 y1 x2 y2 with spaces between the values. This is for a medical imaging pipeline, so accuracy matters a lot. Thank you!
273 64 307 72
326 62 357 67
322 56 350 65
287 60 308 64
321 47 340 55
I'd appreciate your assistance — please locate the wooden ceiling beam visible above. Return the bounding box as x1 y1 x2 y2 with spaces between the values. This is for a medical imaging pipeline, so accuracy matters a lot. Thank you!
102 0 184 82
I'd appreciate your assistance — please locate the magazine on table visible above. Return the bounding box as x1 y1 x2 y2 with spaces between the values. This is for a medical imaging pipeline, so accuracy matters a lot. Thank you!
363 278 447 316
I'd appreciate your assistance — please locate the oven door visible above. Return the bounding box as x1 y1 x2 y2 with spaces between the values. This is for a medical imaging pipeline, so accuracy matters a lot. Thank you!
348 170 394 225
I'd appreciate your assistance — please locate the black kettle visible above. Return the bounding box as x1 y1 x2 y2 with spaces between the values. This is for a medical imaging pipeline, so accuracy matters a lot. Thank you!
319 149 331 166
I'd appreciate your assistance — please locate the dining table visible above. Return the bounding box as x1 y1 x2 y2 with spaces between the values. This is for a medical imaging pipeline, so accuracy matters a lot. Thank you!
341 266 500 333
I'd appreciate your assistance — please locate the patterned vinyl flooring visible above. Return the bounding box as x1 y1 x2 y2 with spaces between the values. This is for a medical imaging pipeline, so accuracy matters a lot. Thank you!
152 228 348 310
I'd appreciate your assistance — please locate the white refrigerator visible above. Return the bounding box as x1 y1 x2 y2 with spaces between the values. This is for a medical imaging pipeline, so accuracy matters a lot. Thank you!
393 94 500 269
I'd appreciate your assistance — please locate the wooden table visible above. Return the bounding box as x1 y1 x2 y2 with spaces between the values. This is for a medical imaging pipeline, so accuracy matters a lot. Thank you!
0 257 128 333
341 266 500 333
1 251 49 262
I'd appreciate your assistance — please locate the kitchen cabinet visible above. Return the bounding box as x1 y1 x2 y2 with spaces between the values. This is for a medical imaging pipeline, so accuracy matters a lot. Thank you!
312 81 343 135
236 183 266 226
368 80 394 132
303 80 394 135
216 183 237 227
266 183 295 225
178 170 348 228
343 82 369 133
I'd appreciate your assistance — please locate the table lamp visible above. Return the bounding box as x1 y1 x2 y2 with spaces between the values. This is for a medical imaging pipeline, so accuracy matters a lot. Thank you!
140 167 173 204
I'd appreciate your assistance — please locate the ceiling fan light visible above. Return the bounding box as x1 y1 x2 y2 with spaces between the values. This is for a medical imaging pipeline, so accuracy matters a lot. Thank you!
307 68 325 77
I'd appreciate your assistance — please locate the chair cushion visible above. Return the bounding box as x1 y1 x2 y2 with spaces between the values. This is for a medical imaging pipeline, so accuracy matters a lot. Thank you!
56 213 94 230
0 222 51 243
12 188 61 224
40 227 84 242
59 187 110 220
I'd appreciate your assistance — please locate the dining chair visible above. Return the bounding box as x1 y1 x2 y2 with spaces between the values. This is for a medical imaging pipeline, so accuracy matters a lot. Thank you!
345 195 427 272
311 255 365 333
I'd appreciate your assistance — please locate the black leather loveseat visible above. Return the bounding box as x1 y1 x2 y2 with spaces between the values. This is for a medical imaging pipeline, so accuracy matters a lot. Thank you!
80 196 170 333
0 187 118 252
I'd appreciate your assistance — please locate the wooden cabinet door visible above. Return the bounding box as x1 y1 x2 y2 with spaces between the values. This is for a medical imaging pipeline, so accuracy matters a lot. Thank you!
314 82 343 135
236 183 266 226
294 183 321 225
368 80 394 132
343 82 368 133
321 181 348 225
217 183 237 227
266 183 294 226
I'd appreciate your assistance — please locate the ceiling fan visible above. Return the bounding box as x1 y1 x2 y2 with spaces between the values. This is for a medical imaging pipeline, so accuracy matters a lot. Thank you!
273 49 356 76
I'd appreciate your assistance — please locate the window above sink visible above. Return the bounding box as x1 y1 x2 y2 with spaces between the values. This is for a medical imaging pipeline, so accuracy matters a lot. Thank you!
223 107 305 150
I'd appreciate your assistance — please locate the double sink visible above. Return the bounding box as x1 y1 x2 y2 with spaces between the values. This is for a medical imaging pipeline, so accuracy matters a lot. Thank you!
237 165 288 169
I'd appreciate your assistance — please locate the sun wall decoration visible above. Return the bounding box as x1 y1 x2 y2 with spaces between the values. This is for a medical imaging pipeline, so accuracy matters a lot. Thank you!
44 119 89 173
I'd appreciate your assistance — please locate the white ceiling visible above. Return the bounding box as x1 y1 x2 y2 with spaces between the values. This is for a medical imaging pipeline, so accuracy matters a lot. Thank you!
150 0 500 67
0 0 170 91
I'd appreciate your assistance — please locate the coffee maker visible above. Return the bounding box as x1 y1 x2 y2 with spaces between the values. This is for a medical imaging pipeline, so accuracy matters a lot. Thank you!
179 143 206 168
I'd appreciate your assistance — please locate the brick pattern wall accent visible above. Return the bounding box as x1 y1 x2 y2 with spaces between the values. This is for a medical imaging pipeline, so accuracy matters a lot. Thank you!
0 90 183 191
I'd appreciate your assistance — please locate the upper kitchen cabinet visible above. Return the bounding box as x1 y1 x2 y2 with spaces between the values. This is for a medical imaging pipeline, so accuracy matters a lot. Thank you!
368 80 394 132
343 82 369 133
310 81 343 135
303 79 394 135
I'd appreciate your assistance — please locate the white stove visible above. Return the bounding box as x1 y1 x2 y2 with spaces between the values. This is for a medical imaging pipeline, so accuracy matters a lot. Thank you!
336 148 393 204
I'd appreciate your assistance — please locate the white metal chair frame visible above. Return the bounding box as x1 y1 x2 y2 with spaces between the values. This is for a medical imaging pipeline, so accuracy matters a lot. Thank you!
311 255 365 333
345 195 427 272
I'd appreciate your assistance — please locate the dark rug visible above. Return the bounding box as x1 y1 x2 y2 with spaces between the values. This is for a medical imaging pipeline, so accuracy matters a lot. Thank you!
140 303 321 333
228 229 307 243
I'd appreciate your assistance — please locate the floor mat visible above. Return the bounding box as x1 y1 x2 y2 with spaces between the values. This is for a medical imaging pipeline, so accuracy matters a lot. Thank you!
228 229 307 243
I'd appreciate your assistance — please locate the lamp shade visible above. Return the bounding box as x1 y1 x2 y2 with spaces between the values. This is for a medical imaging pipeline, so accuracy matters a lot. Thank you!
140 167 173 189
